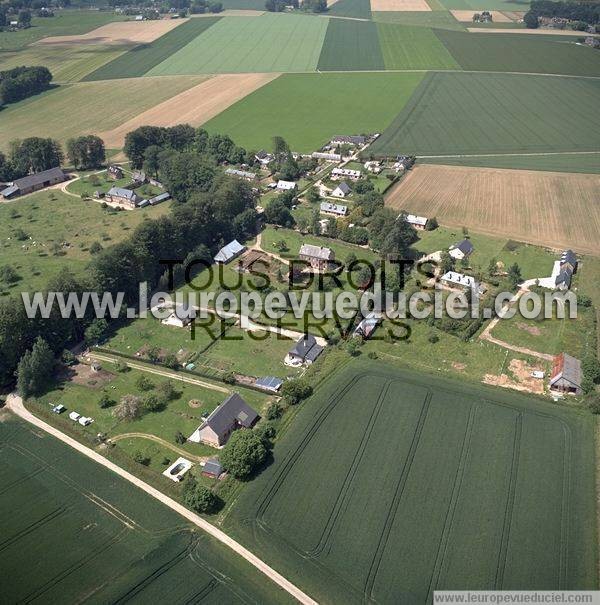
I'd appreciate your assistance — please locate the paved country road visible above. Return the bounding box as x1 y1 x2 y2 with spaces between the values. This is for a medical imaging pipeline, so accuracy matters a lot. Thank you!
5 393 318 605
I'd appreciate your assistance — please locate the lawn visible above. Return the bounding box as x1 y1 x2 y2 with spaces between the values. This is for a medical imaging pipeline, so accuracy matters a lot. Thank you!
0 417 292 604
84 17 221 81
414 226 557 280
435 29 600 77
0 9 125 51
317 19 385 71
377 23 460 69
0 76 204 151
227 362 597 603
203 72 424 153
146 14 328 75
0 190 171 294
327 0 372 19
369 72 600 157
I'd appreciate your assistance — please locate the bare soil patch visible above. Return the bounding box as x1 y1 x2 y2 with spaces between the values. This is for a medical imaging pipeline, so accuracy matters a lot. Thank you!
99 73 279 149
386 164 600 255
62 363 115 388
371 0 431 10
516 322 541 336
452 362 466 371
484 358 545 394
451 10 512 22
36 19 187 47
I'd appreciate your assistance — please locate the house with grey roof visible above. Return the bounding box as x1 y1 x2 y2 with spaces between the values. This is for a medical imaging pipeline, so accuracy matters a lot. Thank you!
560 249 577 273
287 334 323 365
299 244 334 271
188 393 259 447
555 268 573 290
550 353 582 395
449 239 474 261
105 187 141 209
201 459 223 479
214 239 246 264
330 183 351 200
321 200 348 215
1 167 66 199
331 135 366 147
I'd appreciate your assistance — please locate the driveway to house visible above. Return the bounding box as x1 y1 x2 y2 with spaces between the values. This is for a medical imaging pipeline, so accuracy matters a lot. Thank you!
108 432 211 463
5 393 318 605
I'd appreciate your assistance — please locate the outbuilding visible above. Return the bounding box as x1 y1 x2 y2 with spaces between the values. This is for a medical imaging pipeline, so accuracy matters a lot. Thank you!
549 353 582 395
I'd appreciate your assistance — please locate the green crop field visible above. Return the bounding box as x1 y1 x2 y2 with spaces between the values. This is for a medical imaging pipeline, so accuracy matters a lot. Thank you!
0 76 204 151
436 29 600 77
317 19 384 71
146 14 328 75
0 417 292 604
227 363 597 603
0 190 171 294
84 17 221 81
378 23 460 69
327 0 372 19
372 10 466 31
0 9 125 51
204 72 424 152
369 72 600 157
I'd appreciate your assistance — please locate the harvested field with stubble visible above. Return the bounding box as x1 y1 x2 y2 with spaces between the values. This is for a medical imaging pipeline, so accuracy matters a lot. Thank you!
386 164 600 254
35 19 187 46
99 73 279 148
371 0 431 10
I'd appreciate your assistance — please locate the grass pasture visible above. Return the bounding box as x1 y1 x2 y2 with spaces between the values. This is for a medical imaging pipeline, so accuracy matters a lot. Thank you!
386 164 600 254
0 418 291 604
204 72 423 152
368 72 600 158
146 14 328 75
0 190 171 293
84 17 221 81
228 363 597 603
435 29 600 77
327 0 372 19
317 19 384 71
0 76 204 151
378 22 460 69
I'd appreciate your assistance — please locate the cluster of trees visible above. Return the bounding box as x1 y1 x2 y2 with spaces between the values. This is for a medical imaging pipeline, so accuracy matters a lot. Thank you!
0 6 32 28
0 66 52 107
265 0 326 12
3 136 63 180
524 0 600 28
66 135 106 170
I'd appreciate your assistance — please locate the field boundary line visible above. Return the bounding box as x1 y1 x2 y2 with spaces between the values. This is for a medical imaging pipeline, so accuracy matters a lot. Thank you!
365 388 433 601
419 150 600 159
0 505 67 552
559 418 574 588
6 394 319 605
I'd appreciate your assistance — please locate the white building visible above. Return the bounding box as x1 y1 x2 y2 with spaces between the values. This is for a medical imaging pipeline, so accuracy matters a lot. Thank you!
277 180 297 191
403 214 428 230
330 182 351 199
320 201 348 216
331 167 361 180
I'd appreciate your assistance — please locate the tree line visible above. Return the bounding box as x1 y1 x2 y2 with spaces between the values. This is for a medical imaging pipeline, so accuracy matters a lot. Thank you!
524 0 600 29
0 66 52 107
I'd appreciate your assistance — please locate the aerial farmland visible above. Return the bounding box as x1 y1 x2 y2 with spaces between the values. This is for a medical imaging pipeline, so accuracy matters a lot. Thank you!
0 0 599 602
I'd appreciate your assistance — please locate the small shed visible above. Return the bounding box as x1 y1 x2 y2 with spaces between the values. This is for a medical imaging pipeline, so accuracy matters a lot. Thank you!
201 459 223 479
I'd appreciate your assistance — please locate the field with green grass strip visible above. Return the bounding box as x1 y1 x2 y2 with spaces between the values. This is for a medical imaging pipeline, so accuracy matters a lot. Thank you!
0 418 292 604
436 29 600 77
369 72 600 157
83 17 221 81
227 363 597 604
378 22 460 69
317 19 385 71
147 14 328 75
203 72 424 152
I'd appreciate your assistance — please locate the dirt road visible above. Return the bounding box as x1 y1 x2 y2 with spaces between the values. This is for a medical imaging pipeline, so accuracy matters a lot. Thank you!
5 393 318 605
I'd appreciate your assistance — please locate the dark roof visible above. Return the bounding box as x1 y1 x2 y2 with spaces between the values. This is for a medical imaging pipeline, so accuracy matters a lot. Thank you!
305 344 324 362
455 239 474 255
1 185 19 198
12 167 65 190
551 353 582 388
561 249 577 266
255 376 283 391
289 334 317 357
555 268 572 287
203 459 222 476
204 393 259 437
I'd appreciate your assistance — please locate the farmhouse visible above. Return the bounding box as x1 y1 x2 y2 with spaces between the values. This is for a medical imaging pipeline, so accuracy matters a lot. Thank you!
105 187 141 208
299 243 334 271
225 168 257 181
162 303 196 328
321 201 348 216
1 167 66 199
286 334 323 365
330 183 351 199
214 239 246 264
403 213 428 230
188 393 259 448
331 167 361 180
549 353 582 395
255 150 273 166
312 152 341 161
331 135 366 146
449 239 474 260
107 165 124 180
560 249 578 273
440 271 483 295
277 180 297 191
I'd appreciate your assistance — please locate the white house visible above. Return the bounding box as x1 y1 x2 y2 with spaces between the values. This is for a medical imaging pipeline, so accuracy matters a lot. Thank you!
162 304 196 328
277 180 296 191
214 239 246 264
320 201 348 216
449 239 474 260
331 182 351 199
403 214 428 230
331 167 361 180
